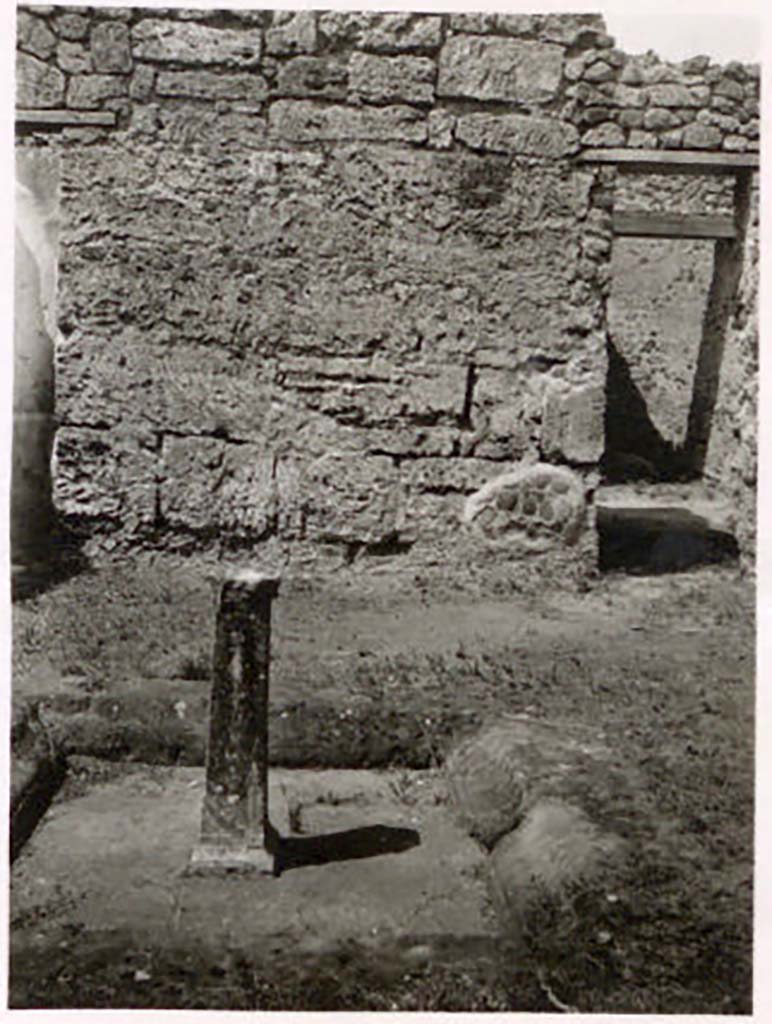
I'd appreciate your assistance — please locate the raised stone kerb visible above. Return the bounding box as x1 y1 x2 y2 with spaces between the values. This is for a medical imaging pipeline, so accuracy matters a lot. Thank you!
189 570 281 875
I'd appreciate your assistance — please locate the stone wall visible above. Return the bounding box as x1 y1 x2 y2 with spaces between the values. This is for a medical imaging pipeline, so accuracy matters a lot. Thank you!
702 173 758 562
566 46 759 154
15 8 760 576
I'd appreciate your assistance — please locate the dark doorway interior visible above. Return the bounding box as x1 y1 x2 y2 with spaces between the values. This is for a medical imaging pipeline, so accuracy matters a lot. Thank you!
597 505 739 575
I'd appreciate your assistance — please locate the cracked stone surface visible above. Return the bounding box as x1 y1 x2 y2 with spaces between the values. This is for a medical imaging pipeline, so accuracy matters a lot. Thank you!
10 765 496 967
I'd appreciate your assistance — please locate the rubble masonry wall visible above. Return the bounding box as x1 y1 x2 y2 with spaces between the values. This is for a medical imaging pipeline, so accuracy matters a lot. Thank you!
16 7 760 574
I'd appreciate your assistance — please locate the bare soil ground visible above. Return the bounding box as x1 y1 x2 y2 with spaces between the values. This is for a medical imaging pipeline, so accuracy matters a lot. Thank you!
10 557 755 1012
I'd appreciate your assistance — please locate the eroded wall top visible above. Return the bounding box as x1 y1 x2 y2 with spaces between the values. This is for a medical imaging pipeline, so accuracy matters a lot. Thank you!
17 8 759 153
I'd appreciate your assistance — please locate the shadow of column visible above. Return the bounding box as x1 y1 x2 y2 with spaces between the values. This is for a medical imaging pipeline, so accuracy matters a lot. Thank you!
275 824 420 876
682 171 752 476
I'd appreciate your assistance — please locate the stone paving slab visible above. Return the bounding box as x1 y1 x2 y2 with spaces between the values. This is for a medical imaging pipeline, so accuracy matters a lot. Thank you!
11 765 494 967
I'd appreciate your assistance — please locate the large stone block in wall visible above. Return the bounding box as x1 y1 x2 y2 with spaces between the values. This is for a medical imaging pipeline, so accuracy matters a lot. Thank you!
265 11 317 55
281 356 466 430
348 53 435 105
56 333 280 443
16 52 65 107
160 435 301 537
90 21 132 73
132 19 262 67
301 452 404 546
643 84 705 108
403 458 497 497
438 35 563 103
542 383 605 464
17 11 56 60
52 426 156 531
275 56 348 99
268 100 427 143
156 70 268 103
318 12 442 52
455 113 579 157
67 74 128 110
449 13 538 36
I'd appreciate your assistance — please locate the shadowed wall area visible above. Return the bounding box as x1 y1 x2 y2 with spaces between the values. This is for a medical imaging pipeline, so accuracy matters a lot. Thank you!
13 151 59 593
685 171 752 476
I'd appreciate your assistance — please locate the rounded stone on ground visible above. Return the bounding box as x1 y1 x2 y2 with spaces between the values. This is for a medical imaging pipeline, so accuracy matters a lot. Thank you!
444 715 637 852
445 724 534 848
488 798 628 934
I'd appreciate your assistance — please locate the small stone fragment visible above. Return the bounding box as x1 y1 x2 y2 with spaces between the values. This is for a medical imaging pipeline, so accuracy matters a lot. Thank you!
275 56 348 100
349 53 435 105
91 21 132 73
265 11 317 56
682 122 722 149
17 10 57 60
52 12 91 41
67 74 128 110
489 799 628 936
16 52 65 107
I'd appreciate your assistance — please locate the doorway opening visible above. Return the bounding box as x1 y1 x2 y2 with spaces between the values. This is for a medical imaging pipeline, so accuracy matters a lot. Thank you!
595 165 752 574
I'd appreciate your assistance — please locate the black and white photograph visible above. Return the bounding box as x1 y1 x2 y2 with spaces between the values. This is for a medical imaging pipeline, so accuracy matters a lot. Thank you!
6 0 765 1013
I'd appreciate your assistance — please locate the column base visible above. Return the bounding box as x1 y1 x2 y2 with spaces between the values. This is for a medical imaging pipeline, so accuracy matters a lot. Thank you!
187 842 276 876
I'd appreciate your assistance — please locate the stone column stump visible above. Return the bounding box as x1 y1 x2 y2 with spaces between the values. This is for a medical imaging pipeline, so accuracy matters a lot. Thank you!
189 569 281 874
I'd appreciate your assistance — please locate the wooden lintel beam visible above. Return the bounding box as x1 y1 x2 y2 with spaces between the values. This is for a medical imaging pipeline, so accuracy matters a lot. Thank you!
579 147 759 174
613 211 736 240
16 109 116 128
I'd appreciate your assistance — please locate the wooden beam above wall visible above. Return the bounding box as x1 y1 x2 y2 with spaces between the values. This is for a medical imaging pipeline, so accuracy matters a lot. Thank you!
16 109 116 127
579 148 759 174
613 211 737 240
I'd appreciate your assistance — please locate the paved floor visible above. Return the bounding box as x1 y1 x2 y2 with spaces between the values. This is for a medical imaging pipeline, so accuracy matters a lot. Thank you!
10 764 496 979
